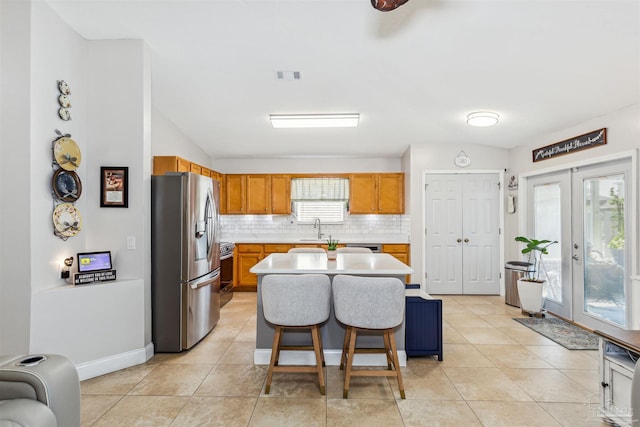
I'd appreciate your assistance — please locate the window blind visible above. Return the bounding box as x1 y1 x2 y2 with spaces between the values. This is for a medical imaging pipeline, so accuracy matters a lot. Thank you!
291 178 349 201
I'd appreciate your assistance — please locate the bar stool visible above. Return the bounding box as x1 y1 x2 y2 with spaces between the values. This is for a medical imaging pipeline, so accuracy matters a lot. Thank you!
288 248 326 253
261 274 331 395
336 247 372 253
332 274 406 399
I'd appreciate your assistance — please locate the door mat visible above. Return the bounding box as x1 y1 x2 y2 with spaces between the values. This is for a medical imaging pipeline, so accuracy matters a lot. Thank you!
513 317 599 350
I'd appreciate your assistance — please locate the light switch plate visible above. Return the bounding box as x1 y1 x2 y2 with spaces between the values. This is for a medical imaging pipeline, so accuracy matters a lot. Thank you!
127 236 136 250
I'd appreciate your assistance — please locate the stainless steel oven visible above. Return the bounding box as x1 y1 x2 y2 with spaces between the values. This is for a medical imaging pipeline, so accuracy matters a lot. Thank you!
220 242 235 307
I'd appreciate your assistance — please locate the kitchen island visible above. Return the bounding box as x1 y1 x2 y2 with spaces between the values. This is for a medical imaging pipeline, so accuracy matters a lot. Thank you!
250 252 414 366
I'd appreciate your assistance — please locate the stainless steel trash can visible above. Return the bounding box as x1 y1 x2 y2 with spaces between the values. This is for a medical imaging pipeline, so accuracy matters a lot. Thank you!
505 261 534 307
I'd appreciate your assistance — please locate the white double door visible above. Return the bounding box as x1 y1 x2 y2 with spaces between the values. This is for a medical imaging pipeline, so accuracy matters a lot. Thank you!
425 173 501 295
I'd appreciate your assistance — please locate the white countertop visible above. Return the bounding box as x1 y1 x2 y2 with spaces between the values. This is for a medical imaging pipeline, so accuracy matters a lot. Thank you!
221 233 410 244
250 252 414 275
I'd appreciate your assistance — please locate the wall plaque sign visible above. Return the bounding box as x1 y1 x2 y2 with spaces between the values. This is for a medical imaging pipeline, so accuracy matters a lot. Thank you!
532 128 607 163
74 270 117 285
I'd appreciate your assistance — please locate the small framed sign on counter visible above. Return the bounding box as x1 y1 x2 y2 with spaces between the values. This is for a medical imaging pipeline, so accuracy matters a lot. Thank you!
100 166 128 207
532 128 607 163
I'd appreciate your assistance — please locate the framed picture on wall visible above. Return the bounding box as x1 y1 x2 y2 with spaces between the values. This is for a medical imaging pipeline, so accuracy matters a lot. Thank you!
100 166 128 208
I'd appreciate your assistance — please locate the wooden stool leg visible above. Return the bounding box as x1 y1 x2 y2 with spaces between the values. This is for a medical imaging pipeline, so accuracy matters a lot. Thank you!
387 329 405 399
340 325 351 370
265 326 283 394
382 330 393 370
310 325 325 395
343 327 357 398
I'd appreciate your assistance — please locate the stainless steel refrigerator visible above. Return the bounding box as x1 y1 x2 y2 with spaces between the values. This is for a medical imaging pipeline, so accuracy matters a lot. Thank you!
151 172 220 352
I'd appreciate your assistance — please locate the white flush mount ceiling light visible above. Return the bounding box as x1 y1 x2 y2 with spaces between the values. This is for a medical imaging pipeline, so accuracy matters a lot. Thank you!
270 114 360 129
466 111 500 127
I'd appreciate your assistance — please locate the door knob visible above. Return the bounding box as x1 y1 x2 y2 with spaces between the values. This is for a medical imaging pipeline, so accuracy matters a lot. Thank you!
572 254 580 261
457 238 462 243
464 238 469 243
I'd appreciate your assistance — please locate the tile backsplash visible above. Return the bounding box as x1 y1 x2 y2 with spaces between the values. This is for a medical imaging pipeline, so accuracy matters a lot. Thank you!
220 214 410 237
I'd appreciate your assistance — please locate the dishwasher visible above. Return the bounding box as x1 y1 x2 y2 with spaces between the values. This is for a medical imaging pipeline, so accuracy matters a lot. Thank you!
345 243 382 252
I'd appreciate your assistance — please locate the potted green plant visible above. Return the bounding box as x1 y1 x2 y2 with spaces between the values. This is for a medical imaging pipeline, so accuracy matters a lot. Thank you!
326 235 339 260
515 236 557 314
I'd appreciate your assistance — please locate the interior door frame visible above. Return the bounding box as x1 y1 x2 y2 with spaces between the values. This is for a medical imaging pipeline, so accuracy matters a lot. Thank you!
422 169 505 295
519 149 638 327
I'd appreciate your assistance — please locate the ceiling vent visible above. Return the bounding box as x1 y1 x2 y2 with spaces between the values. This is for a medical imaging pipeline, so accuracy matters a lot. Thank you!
276 71 301 81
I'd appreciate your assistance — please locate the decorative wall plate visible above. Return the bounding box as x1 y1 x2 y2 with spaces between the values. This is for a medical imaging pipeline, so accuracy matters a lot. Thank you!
58 107 71 121
57 80 71 95
58 94 71 108
53 136 81 170
53 203 82 238
52 169 82 202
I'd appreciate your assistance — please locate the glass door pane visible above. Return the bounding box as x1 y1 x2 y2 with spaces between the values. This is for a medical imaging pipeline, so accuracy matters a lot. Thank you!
582 174 626 326
533 184 562 303
526 170 571 319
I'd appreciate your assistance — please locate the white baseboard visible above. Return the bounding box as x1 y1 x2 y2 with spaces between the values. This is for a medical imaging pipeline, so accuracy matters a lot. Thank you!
75 343 154 381
254 349 406 367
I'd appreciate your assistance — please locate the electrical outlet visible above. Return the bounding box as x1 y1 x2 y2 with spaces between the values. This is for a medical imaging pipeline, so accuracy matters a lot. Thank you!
127 236 136 250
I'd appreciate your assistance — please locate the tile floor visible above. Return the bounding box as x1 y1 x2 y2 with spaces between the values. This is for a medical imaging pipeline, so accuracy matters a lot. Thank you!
80 293 611 426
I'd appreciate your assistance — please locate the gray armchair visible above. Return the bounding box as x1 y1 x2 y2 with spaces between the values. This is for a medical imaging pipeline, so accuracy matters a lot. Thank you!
0 354 80 427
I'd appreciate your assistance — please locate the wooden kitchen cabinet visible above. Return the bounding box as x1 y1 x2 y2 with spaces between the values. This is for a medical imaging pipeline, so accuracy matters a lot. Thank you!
263 244 293 254
378 173 404 214
246 175 271 214
153 156 191 175
383 244 410 282
270 175 291 214
225 175 246 214
190 163 202 175
350 173 404 214
349 174 377 214
225 174 291 215
235 244 263 291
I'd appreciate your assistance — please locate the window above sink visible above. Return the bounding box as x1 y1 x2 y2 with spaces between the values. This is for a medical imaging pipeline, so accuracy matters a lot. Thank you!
291 178 349 224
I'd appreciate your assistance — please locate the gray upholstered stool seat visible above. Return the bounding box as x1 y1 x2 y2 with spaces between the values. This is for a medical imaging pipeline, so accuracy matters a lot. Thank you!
287 248 326 253
332 274 406 399
261 274 331 394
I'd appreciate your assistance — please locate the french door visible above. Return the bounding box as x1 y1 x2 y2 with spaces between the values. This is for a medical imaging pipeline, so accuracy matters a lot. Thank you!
526 159 630 332
572 161 629 332
425 173 500 295
527 171 572 318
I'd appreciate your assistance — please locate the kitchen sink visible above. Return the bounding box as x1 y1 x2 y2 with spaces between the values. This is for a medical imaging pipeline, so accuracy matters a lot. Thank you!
298 238 323 242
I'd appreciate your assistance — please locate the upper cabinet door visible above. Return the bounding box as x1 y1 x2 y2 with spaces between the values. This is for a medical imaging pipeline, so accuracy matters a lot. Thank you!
378 173 404 214
225 175 246 214
246 175 271 214
270 175 291 214
349 174 377 214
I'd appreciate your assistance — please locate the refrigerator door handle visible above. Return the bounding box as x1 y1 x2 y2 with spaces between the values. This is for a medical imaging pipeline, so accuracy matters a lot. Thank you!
190 270 221 290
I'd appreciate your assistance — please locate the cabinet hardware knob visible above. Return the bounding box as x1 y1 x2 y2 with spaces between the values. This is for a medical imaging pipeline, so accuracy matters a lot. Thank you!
464 238 469 243
601 381 609 388
457 238 462 243
572 254 579 261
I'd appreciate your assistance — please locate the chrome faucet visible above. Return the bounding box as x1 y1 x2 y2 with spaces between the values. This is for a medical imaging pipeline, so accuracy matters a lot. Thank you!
313 218 323 240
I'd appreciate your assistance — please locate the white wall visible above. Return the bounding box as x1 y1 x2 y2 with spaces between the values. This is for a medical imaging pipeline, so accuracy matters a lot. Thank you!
151 107 212 167
406 143 510 286
30 0 88 293
0 0 32 354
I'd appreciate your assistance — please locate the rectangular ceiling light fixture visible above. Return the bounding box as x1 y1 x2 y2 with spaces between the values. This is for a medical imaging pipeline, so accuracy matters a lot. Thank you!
269 113 359 128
